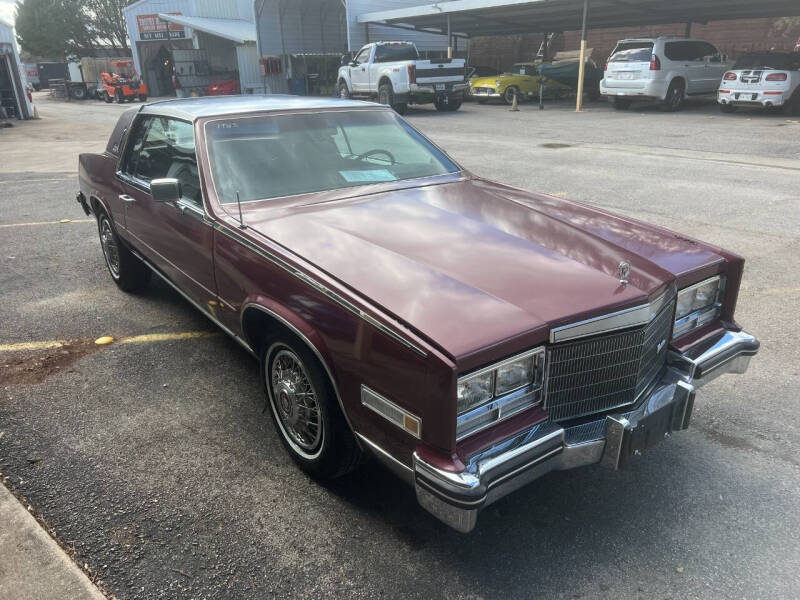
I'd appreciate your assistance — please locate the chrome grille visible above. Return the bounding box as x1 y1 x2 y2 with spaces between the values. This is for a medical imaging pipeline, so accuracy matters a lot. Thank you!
544 299 675 422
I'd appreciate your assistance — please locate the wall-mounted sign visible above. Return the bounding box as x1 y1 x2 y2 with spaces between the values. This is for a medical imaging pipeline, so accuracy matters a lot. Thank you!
136 13 186 40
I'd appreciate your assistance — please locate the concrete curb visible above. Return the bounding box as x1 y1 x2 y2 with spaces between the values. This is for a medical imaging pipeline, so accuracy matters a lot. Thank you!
0 484 106 600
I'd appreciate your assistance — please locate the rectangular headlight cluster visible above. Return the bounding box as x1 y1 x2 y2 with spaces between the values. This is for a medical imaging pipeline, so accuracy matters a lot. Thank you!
456 348 545 440
673 276 724 339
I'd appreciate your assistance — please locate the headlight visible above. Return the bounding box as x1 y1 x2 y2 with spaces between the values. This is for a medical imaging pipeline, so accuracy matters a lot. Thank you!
673 276 724 339
457 371 493 414
456 348 545 439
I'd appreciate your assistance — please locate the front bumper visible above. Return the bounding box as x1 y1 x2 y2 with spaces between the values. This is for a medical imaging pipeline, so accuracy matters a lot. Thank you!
414 328 759 532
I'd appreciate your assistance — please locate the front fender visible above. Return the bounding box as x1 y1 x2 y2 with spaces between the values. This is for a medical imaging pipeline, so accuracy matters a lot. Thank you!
240 296 335 373
337 67 351 87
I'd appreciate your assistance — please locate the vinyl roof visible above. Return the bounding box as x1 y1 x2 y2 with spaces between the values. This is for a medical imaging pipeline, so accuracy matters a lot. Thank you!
358 0 800 38
140 95 377 121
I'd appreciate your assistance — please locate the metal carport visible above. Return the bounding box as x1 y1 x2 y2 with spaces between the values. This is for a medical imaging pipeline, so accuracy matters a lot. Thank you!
358 0 800 110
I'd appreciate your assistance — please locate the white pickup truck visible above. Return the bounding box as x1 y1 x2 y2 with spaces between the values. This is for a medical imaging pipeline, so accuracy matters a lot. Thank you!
338 41 467 113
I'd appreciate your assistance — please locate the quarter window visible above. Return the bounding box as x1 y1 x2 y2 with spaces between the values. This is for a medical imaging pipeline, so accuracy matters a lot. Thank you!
664 41 699 62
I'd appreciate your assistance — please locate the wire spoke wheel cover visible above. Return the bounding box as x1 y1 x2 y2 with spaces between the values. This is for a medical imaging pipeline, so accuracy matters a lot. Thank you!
269 348 324 458
99 218 121 278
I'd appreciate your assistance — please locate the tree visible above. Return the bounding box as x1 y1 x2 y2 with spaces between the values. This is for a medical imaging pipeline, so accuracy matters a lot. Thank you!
15 0 96 58
15 0 135 58
85 0 131 50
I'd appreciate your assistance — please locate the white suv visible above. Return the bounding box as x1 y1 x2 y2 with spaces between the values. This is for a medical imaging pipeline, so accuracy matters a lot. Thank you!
601 37 731 111
718 52 800 115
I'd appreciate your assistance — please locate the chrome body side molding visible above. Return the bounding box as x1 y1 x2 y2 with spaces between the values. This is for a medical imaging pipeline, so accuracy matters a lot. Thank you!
213 223 428 357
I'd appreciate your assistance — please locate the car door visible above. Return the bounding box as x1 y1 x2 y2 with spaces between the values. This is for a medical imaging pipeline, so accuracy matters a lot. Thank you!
349 46 372 94
697 42 727 92
683 42 708 94
117 115 217 310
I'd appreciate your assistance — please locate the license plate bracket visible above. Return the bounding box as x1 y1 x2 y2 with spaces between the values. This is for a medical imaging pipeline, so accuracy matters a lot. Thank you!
602 384 695 470
435 83 446 91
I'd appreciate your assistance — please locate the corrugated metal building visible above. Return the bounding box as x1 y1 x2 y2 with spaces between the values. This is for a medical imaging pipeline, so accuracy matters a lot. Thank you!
123 0 263 97
253 0 459 95
0 19 32 119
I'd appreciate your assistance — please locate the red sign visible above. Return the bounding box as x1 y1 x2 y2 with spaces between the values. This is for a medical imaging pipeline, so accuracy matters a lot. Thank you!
136 13 186 40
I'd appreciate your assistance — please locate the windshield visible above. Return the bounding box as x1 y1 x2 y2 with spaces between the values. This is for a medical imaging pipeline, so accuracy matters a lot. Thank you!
205 110 459 204
609 42 654 63
733 53 796 70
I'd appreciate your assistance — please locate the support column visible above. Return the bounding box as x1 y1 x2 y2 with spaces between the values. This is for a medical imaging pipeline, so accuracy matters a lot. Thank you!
575 0 589 112
447 15 452 59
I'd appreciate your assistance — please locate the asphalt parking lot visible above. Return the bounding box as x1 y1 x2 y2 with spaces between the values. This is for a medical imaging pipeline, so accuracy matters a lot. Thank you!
1 92 799 599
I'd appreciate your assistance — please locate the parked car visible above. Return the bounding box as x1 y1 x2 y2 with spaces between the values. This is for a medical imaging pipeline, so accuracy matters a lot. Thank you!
601 36 731 111
337 41 467 113
465 65 501 99
207 79 241 96
718 52 800 115
77 96 759 533
470 63 569 104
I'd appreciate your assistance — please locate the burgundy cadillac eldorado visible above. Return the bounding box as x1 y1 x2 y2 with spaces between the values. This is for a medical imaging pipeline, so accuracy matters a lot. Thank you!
77 96 759 532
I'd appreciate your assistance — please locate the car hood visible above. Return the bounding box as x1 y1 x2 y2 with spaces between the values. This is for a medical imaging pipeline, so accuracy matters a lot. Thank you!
240 178 724 364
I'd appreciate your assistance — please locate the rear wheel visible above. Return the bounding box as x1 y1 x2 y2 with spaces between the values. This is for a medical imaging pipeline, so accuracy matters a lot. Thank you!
662 79 685 112
503 86 519 105
719 103 736 113
138 93 147 102
613 98 633 110
262 338 362 479
69 85 86 100
103 90 112 103
97 213 150 292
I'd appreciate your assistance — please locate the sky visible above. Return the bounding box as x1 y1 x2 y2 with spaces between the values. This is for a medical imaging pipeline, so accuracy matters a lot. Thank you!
0 0 17 26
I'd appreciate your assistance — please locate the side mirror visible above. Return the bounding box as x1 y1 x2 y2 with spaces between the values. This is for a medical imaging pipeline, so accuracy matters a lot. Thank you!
150 178 182 202
340 54 350 67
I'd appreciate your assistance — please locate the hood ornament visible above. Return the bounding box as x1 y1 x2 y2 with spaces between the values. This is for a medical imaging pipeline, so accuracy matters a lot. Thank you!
618 261 631 286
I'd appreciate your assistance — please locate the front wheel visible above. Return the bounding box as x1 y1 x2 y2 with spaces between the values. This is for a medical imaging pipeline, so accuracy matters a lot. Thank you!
138 93 147 102
97 213 150 292
103 90 113 103
114 89 123 104
263 339 362 479
503 86 519 105
338 81 350 99
662 79 685 112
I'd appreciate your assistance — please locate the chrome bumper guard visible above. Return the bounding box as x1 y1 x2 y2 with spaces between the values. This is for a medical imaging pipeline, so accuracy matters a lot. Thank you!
413 329 759 533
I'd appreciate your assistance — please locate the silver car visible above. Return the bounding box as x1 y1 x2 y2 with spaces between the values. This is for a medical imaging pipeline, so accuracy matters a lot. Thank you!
601 36 731 111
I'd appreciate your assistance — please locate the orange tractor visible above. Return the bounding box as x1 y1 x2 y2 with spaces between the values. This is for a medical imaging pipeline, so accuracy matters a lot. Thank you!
100 60 148 103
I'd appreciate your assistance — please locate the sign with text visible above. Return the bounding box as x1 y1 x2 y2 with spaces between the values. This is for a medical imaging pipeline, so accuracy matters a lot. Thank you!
136 13 186 40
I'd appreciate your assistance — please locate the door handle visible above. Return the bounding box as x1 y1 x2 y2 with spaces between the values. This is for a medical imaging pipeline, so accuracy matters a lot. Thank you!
119 194 136 203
